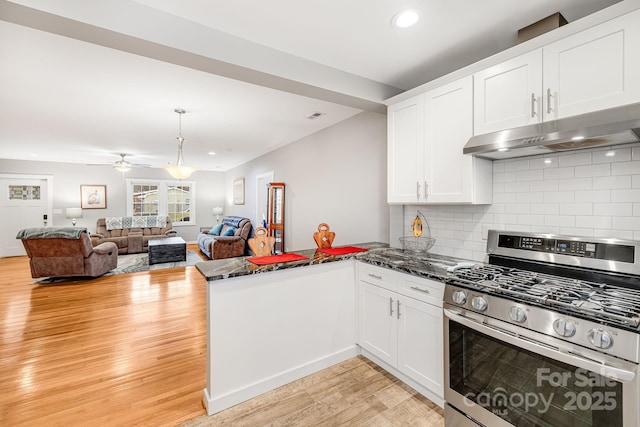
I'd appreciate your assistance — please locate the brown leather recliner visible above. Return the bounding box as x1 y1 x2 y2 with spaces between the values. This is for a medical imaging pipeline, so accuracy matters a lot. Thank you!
17 227 118 278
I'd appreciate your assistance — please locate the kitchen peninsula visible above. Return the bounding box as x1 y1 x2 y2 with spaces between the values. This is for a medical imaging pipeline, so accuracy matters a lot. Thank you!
196 243 462 416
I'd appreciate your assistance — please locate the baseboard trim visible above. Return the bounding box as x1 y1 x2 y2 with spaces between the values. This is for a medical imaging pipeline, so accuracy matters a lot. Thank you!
202 346 358 415
359 348 444 408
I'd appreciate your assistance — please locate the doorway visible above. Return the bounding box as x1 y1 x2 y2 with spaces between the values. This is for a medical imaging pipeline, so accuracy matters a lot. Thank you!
0 174 53 257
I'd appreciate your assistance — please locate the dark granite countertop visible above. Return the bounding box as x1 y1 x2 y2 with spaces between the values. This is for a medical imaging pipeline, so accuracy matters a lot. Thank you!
196 241 480 283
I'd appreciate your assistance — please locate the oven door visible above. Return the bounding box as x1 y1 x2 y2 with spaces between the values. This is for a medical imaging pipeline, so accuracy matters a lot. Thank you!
444 305 639 427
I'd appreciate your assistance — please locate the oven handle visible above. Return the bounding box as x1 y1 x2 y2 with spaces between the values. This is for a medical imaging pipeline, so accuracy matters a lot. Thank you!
445 308 636 383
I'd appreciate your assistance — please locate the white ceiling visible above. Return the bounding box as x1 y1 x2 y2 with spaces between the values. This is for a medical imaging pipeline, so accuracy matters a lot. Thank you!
0 0 621 172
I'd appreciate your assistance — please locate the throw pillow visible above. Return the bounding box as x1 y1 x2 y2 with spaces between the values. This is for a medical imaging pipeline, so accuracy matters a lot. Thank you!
208 223 224 236
222 226 236 236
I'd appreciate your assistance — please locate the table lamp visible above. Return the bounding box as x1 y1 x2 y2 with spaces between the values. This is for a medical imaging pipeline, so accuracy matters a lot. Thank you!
213 206 223 223
66 207 83 226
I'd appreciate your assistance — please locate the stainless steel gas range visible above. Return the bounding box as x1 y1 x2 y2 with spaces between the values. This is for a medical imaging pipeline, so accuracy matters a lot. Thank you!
443 230 640 427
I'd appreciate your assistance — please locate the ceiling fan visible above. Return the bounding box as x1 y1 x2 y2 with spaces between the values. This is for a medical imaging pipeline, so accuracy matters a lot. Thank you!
88 153 151 171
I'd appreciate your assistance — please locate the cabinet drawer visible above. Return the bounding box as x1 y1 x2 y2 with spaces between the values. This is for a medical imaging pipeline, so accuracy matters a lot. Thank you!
396 273 444 307
358 263 396 292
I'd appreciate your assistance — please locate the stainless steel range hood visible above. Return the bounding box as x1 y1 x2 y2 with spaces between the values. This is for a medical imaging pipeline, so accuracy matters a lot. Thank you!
463 102 640 160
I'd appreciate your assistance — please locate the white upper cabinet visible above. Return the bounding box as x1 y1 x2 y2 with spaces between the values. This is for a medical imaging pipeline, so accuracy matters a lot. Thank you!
387 94 426 204
544 9 640 120
387 77 492 204
424 76 492 204
474 9 640 135
474 50 543 135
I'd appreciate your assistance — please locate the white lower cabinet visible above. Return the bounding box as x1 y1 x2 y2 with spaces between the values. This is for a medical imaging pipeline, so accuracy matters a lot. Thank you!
357 262 443 403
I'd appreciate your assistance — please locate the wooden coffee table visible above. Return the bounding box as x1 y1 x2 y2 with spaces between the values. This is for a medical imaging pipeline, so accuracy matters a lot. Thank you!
148 236 186 265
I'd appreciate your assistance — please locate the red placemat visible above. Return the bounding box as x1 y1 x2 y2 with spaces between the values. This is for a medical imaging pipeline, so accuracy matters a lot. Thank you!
318 246 369 256
247 253 309 265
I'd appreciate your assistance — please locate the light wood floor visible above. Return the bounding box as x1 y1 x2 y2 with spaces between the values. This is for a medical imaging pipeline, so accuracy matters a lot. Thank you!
1 245 444 426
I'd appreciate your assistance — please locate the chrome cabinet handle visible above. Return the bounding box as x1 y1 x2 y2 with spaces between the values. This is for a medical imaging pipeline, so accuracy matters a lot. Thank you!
546 88 552 114
410 286 430 294
424 181 428 201
368 273 382 280
530 93 536 118
416 181 420 201
389 297 394 316
397 300 401 319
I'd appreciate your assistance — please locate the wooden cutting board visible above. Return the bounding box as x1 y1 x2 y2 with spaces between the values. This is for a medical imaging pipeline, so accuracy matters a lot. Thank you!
248 227 276 257
313 223 335 249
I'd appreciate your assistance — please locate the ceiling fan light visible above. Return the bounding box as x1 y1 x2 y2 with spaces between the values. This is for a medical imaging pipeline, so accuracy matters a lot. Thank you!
114 165 132 172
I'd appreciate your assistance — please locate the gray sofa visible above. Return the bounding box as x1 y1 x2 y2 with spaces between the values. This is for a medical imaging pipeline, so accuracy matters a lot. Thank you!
198 216 252 259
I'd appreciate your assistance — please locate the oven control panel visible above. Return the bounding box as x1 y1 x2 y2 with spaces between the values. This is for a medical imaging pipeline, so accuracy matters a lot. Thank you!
496 234 634 262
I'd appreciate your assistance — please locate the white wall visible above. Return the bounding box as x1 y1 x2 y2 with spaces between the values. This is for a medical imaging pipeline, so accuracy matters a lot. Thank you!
224 111 390 251
403 142 640 262
0 159 225 242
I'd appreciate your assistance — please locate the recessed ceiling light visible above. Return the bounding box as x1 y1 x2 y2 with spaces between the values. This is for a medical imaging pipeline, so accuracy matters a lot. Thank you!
571 136 585 141
391 9 421 29
497 147 509 152
208 151 216 155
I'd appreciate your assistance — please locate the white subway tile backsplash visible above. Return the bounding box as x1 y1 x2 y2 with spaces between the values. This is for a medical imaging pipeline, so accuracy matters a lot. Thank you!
575 216 612 229
612 189 640 203
516 170 544 182
574 190 610 203
530 180 558 192
544 167 574 180
544 191 575 203
504 159 530 172
517 192 544 203
558 178 592 191
505 181 530 193
593 203 633 216
403 143 640 260
612 161 640 176
558 228 594 237
575 163 610 178
593 176 631 190
531 203 559 215
494 171 518 183
530 156 558 170
593 147 631 163
559 152 591 167
594 229 634 239
612 217 640 231
559 204 592 215
505 204 530 214
517 214 545 225
545 215 575 227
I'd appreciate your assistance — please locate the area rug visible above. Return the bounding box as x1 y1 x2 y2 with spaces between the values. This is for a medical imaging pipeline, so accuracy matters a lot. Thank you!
33 250 203 284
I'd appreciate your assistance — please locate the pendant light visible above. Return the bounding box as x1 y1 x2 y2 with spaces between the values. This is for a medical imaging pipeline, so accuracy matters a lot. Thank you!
164 108 197 180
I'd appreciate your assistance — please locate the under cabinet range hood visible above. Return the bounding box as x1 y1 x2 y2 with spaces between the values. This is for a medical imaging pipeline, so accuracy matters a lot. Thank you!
463 102 640 160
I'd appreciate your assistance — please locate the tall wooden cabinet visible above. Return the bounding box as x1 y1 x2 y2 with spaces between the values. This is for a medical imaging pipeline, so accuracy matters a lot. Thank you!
267 182 285 254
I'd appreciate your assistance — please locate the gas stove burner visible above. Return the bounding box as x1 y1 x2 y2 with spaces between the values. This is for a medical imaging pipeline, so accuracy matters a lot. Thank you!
571 300 602 311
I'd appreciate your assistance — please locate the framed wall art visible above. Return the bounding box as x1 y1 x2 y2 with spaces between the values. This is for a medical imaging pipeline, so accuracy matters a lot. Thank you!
80 185 107 209
233 178 245 205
